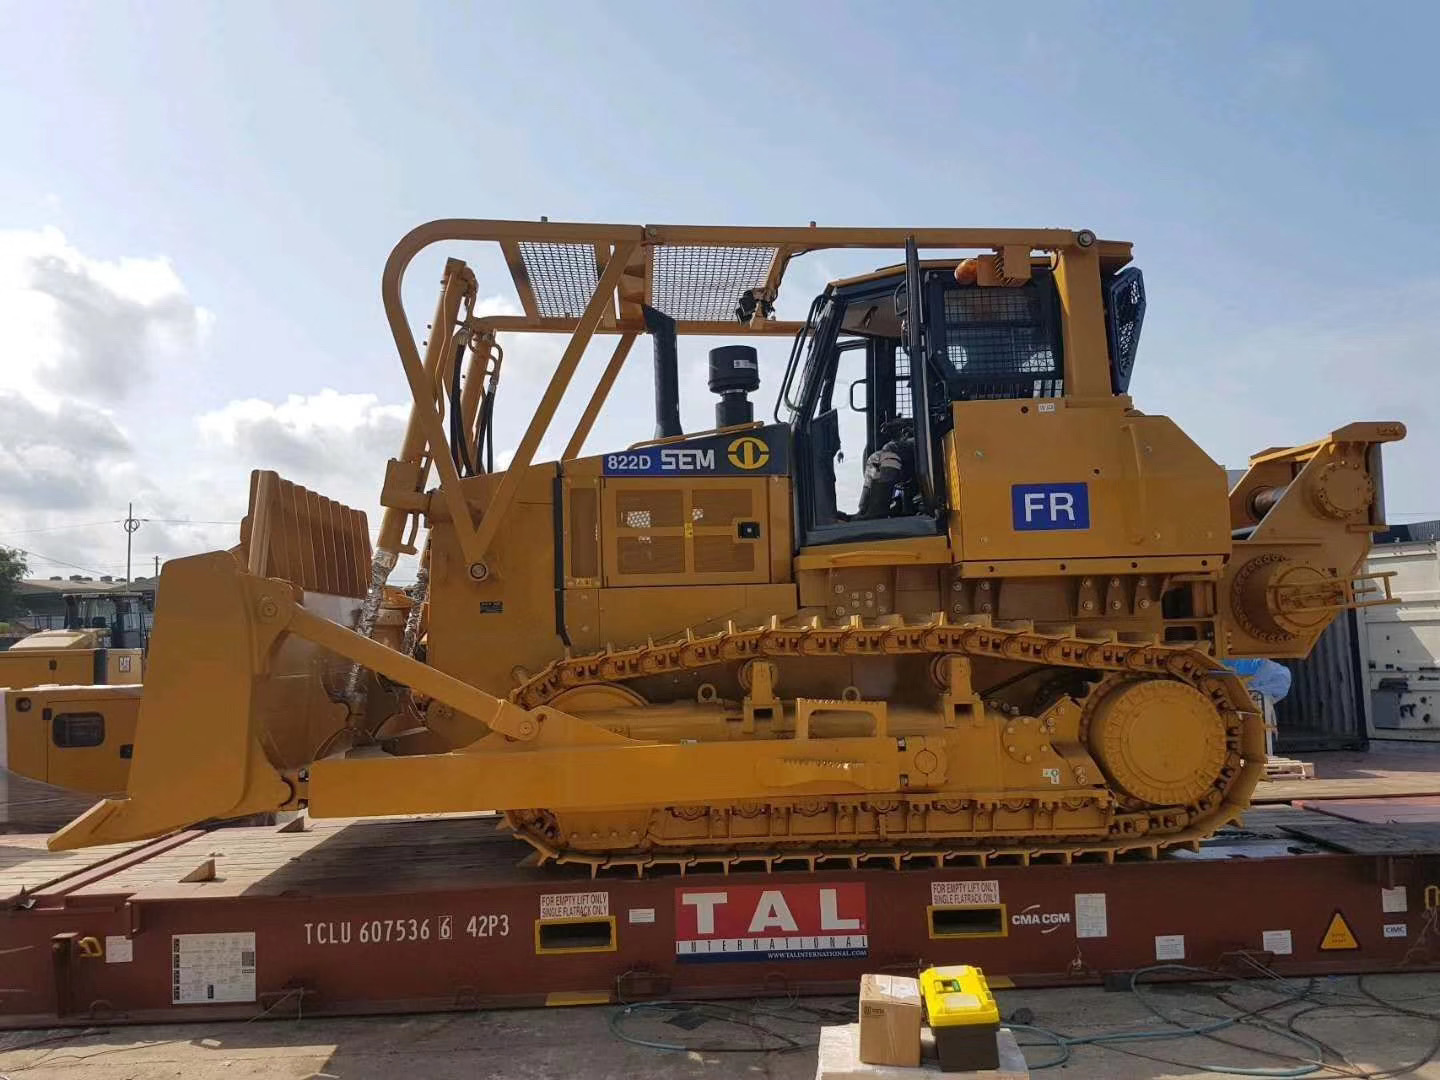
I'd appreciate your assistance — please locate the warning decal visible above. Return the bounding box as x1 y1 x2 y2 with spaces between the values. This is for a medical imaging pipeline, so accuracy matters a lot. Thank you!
1319 910 1359 952
932 880 1000 906
1074 893 1108 939
540 891 609 919
1261 929 1293 956
1381 885 1409 914
172 932 257 1004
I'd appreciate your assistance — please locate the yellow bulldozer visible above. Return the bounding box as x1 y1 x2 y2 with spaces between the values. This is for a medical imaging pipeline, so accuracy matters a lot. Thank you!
50 220 1404 874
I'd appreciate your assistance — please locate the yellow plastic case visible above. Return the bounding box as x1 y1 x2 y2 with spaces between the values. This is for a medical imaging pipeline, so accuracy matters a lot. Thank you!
920 964 1001 1072
920 964 1000 1027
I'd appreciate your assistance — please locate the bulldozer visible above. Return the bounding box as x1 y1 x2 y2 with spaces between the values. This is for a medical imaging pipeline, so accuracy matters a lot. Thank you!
50 220 1404 873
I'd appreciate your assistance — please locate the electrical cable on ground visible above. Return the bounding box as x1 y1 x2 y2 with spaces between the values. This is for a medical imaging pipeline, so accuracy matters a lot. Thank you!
605 966 1440 1078
1007 966 1440 1077
0 988 306 1074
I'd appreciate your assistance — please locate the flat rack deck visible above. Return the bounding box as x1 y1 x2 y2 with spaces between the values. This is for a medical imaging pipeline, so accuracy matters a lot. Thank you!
3 796 1440 1029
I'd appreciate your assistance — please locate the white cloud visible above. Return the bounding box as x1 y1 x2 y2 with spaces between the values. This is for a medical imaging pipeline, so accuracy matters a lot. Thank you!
0 227 212 406
0 228 219 578
0 391 133 510
198 389 408 480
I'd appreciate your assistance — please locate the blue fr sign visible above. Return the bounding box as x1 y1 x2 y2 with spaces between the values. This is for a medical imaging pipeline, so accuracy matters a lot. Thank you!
1012 483 1090 531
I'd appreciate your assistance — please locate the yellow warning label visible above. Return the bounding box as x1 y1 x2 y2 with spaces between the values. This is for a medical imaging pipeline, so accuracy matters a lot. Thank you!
1319 910 1359 951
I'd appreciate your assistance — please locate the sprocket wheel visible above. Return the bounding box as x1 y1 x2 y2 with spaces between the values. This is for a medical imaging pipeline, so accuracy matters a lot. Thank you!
1084 677 1228 807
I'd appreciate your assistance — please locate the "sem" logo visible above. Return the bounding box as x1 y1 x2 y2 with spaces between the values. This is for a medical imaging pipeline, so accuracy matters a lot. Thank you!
727 436 770 470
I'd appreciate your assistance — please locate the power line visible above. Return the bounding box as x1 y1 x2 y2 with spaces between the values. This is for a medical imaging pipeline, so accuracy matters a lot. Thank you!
0 519 123 538
6 546 113 576
143 519 242 526
0 518 241 541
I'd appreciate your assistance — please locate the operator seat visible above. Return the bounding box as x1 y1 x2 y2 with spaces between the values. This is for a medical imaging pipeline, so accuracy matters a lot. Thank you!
857 433 916 519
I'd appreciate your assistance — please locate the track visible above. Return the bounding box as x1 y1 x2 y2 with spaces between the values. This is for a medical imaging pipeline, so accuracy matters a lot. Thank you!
506 614 1266 875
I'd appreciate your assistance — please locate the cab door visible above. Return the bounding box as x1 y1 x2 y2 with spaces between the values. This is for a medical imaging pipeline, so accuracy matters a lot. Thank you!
789 260 947 548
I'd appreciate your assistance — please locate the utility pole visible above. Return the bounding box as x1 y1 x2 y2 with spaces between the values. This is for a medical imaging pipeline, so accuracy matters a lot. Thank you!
123 503 140 583
154 555 160 579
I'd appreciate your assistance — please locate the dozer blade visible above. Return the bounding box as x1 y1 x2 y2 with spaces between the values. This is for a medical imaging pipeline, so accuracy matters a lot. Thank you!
51 552 298 850
51 550 926 851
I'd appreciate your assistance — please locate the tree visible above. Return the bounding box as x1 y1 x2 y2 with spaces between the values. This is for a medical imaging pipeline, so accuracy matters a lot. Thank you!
0 547 27 621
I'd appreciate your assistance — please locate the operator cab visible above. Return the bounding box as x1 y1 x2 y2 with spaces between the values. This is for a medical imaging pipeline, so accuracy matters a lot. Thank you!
778 246 1143 549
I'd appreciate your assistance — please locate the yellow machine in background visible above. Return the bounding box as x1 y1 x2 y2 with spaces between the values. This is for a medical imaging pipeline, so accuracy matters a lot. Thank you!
1 684 138 832
3 684 138 797
51 221 1403 872
0 628 142 689
1 604 144 821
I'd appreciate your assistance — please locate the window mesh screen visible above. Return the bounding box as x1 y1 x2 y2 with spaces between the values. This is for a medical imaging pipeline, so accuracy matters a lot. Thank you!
941 283 1063 399
1105 267 1145 394
894 347 914 418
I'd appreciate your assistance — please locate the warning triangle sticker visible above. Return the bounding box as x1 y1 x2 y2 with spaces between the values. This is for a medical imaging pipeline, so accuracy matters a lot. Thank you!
1319 910 1359 951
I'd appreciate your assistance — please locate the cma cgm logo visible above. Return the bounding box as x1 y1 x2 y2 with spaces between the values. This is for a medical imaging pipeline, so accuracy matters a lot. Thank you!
727 435 770 470
1012 483 1090 531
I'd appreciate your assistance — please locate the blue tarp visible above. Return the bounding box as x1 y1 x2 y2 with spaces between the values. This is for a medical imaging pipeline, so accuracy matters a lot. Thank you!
1224 657 1293 701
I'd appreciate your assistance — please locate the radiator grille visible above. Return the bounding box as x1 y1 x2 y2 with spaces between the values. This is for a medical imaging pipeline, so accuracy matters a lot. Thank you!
616 489 685 528
694 536 756 574
691 488 754 523
568 485 598 580
604 480 769 585
617 536 687 575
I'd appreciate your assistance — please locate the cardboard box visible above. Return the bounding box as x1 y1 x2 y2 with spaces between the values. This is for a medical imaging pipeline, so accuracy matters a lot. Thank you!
857 973 922 1067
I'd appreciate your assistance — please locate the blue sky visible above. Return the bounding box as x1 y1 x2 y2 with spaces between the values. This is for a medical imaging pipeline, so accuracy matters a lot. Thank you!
0 1 1435 578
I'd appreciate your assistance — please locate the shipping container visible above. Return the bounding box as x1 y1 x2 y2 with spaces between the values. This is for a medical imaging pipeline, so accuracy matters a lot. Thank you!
1274 609 1370 753
1365 527 1440 741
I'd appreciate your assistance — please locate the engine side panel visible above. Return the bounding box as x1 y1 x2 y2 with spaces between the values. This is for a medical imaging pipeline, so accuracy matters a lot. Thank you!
947 398 1231 568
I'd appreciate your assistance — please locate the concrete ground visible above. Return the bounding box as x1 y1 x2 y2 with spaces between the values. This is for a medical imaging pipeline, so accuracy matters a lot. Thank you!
3 972 1439 1079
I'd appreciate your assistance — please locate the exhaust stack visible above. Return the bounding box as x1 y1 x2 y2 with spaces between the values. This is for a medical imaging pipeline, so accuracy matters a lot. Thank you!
644 305 682 440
